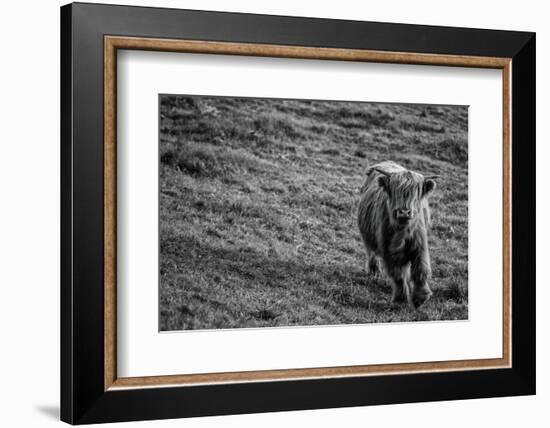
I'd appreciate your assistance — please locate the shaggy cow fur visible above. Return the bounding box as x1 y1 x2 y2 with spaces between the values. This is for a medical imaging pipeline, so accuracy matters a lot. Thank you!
357 161 438 309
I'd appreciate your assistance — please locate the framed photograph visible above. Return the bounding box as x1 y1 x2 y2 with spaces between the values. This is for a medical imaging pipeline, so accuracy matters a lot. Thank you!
61 2 535 424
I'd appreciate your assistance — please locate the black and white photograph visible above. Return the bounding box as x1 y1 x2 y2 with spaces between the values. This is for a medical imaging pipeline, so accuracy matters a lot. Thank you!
0 0 540 425
159 95 468 331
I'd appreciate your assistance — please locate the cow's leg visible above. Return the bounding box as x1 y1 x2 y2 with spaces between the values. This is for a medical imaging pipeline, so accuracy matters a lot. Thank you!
367 254 381 277
403 273 414 310
386 264 408 304
411 252 433 308
402 266 415 310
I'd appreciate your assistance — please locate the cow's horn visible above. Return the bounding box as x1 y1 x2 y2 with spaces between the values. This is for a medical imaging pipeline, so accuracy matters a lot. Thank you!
372 167 391 176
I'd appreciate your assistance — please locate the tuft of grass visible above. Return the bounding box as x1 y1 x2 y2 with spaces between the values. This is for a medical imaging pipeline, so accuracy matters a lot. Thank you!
440 281 468 303
159 95 469 331
320 148 340 156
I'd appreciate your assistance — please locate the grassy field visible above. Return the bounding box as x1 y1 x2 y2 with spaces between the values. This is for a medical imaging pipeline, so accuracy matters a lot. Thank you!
159 95 468 331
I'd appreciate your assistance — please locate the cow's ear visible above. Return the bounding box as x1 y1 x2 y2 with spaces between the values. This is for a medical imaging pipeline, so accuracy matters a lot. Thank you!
378 176 389 192
423 178 436 196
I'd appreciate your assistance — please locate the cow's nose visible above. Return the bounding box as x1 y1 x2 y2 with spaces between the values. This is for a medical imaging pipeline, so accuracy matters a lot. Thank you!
397 208 412 218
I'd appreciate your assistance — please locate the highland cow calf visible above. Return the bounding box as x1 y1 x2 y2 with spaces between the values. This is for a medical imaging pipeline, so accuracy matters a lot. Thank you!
357 161 439 309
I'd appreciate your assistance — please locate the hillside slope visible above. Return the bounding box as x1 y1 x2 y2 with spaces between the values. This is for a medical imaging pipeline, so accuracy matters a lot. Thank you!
159 95 469 331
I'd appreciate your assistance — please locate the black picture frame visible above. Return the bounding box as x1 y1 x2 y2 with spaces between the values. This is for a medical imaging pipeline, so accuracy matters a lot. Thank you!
61 2 535 424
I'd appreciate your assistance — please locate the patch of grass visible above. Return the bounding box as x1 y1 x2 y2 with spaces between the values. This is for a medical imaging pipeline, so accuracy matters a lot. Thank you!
161 142 271 180
159 96 469 330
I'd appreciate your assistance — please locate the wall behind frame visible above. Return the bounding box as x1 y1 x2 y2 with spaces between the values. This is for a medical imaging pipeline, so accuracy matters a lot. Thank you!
0 1 545 427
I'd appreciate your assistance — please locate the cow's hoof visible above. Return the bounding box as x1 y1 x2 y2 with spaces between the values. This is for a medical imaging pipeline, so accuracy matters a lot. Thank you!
412 289 433 308
391 291 405 303
367 266 381 279
368 271 381 280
